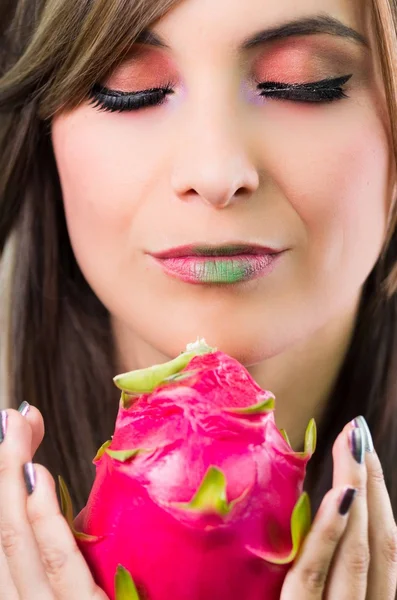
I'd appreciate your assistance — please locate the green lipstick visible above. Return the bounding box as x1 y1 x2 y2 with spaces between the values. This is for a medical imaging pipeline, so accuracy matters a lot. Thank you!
156 253 279 284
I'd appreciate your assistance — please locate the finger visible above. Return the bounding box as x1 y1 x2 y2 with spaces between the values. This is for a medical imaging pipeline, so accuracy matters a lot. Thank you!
0 545 18 600
27 464 109 599
280 485 356 599
0 405 32 600
325 421 369 598
0 403 40 600
16 402 45 458
0 409 53 599
357 419 397 600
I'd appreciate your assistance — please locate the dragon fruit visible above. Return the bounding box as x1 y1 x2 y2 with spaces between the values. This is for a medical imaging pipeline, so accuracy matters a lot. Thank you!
59 338 316 600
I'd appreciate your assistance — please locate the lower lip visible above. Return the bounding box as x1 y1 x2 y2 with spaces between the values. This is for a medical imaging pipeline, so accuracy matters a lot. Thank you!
152 253 282 284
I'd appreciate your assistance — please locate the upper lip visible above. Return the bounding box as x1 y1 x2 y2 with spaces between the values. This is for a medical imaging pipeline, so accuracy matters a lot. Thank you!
149 242 285 258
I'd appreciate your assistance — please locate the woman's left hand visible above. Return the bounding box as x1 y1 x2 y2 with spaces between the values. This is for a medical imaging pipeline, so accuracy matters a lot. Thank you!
282 418 397 600
0 402 109 599
325 419 397 599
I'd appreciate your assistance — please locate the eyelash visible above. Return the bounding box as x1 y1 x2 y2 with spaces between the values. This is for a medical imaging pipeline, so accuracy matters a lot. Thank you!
88 80 176 114
87 74 352 114
256 74 352 103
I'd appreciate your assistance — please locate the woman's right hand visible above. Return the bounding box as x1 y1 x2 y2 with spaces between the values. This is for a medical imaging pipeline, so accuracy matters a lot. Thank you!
281 418 397 599
0 403 109 600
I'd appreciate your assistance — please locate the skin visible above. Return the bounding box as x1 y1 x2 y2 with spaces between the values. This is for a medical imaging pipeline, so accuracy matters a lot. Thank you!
51 0 395 451
0 0 396 598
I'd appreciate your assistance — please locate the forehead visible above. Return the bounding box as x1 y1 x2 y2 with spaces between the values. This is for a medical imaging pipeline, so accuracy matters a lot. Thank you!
151 0 369 50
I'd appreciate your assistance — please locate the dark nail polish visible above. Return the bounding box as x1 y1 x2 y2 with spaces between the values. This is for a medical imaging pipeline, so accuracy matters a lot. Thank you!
17 401 30 417
23 463 36 495
350 427 365 464
352 416 374 453
0 411 7 443
339 487 357 516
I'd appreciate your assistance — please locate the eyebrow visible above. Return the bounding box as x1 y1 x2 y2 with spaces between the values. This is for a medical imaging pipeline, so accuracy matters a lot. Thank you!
135 14 370 51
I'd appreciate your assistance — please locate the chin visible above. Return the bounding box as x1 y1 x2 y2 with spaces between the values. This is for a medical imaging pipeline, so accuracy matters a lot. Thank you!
151 325 289 368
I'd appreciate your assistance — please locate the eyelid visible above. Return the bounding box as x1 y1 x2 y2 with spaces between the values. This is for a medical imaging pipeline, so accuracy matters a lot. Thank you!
98 72 351 97
96 78 177 96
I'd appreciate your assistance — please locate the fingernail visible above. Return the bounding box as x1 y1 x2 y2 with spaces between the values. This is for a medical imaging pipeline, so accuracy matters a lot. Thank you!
338 487 357 516
350 427 365 464
351 415 374 453
23 462 36 495
0 411 7 443
17 401 30 417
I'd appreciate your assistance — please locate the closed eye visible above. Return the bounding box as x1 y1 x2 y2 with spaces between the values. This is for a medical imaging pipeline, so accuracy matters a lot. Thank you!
256 74 353 103
87 73 352 113
88 81 175 113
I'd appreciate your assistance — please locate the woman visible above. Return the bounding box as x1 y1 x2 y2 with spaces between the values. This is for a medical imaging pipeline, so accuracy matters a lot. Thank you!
0 0 396 597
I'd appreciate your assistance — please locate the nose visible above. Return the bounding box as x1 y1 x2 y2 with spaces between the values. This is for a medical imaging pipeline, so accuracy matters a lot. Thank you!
171 109 260 209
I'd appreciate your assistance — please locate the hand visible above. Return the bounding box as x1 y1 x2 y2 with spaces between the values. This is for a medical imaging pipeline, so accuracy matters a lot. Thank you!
280 418 397 599
0 403 109 599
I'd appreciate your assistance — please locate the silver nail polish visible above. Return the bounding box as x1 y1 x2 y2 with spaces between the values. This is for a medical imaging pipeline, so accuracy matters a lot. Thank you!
352 415 374 453
0 411 7 443
350 427 365 464
23 463 36 495
17 401 30 417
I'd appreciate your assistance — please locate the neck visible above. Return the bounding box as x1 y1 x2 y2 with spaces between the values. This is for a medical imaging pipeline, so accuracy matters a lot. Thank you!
250 299 360 452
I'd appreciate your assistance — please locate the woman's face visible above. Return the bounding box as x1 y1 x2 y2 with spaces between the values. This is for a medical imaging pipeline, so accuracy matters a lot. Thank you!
51 0 395 367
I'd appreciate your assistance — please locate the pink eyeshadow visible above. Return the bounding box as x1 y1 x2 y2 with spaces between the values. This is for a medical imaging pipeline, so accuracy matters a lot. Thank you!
252 37 342 84
105 47 179 91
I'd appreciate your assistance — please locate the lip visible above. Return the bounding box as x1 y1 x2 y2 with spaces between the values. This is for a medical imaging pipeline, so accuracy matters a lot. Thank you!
149 242 284 259
148 246 284 285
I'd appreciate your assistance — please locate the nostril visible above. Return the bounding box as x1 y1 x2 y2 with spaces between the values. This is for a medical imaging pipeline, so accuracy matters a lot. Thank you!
234 186 251 198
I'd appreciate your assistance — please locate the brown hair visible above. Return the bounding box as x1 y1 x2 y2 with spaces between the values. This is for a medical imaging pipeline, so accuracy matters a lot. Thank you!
0 0 397 521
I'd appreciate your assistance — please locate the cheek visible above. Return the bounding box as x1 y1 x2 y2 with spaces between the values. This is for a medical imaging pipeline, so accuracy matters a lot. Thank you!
261 101 392 279
51 107 165 277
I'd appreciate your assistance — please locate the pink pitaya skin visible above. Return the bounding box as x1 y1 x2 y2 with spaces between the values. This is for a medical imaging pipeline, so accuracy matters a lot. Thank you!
74 349 313 600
